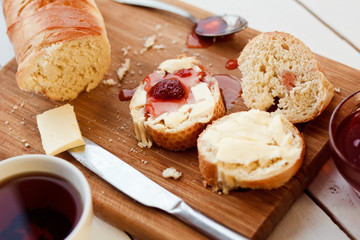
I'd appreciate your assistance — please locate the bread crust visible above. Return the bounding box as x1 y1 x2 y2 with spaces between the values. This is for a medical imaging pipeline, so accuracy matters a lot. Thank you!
3 0 111 100
238 31 334 123
198 110 305 193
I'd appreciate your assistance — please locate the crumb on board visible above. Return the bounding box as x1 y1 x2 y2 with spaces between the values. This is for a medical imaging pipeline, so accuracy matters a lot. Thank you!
121 46 131 57
162 167 182 180
155 24 162 31
143 35 156 49
102 78 117 86
153 44 166 50
334 86 341 93
117 58 131 81
139 35 157 55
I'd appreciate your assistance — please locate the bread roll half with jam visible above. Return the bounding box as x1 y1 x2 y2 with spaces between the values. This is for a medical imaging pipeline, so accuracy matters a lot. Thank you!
130 55 226 151
3 0 111 101
198 109 305 194
238 31 334 123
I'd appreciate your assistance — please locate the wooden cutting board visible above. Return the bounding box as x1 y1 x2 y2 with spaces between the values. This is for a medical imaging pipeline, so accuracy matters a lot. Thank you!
1 0 359 239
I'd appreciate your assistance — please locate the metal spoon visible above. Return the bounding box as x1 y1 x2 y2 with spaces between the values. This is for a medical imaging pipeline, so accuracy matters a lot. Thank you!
112 0 248 37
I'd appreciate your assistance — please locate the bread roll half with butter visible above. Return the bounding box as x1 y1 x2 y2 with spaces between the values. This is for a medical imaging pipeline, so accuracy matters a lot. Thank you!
238 31 334 123
130 55 226 151
198 109 305 193
3 0 111 101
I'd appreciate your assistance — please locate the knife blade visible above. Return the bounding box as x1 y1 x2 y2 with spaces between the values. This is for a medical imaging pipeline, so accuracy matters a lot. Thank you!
68 137 248 240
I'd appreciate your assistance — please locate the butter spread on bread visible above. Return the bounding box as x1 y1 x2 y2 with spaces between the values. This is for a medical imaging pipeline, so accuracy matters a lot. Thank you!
130 55 225 151
198 109 305 193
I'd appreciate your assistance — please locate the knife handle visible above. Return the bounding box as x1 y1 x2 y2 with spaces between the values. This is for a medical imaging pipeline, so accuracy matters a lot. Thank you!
169 201 249 240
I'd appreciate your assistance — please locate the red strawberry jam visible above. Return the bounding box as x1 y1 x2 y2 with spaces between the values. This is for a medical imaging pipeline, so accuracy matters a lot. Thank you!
281 70 297 91
144 68 206 118
149 79 185 100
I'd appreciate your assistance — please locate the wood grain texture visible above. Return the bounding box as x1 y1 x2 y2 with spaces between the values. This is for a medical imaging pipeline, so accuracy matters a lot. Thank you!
0 0 358 239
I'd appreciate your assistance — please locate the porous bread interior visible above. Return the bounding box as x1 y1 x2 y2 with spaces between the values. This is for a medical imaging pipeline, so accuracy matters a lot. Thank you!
17 35 110 101
198 110 304 192
238 32 334 123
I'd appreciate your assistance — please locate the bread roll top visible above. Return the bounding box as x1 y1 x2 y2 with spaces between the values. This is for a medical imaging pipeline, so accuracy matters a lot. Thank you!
238 31 334 123
130 55 225 150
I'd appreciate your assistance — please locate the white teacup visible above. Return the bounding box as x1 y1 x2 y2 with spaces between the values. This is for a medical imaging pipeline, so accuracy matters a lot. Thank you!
0 154 93 240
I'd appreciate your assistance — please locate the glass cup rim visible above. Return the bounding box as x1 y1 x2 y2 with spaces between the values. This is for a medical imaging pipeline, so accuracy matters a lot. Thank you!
329 89 360 171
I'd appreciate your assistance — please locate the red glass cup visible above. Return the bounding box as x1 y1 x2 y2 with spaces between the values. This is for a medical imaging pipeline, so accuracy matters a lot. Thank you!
329 90 360 194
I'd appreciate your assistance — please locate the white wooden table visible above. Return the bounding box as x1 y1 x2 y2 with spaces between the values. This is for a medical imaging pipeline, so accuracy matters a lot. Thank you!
1 0 360 239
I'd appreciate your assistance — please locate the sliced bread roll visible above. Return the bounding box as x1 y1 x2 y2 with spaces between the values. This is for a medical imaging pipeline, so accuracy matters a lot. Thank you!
130 55 226 151
198 109 305 194
238 31 334 123
3 0 111 101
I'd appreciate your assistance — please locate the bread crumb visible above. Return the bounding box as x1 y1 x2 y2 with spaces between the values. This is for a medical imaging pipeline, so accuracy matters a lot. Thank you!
117 58 131 80
162 167 182 179
121 47 130 56
103 79 117 86
139 35 157 55
24 143 30 148
4 121 9 125
155 24 162 31
143 35 156 49
153 44 166 50
334 86 341 93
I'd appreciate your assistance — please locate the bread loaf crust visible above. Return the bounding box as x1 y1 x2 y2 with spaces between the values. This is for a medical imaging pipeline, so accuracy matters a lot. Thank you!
3 0 111 100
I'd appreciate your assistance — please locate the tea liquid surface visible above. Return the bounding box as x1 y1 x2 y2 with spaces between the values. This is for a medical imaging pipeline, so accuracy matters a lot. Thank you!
0 173 82 240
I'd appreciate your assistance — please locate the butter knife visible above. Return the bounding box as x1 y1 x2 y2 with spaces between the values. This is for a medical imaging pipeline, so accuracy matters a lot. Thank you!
68 137 248 240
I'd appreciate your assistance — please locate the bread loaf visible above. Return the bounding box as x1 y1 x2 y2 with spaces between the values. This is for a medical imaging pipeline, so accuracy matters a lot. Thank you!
3 0 111 101
198 109 305 193
130 55 226 151
238 31 334 123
